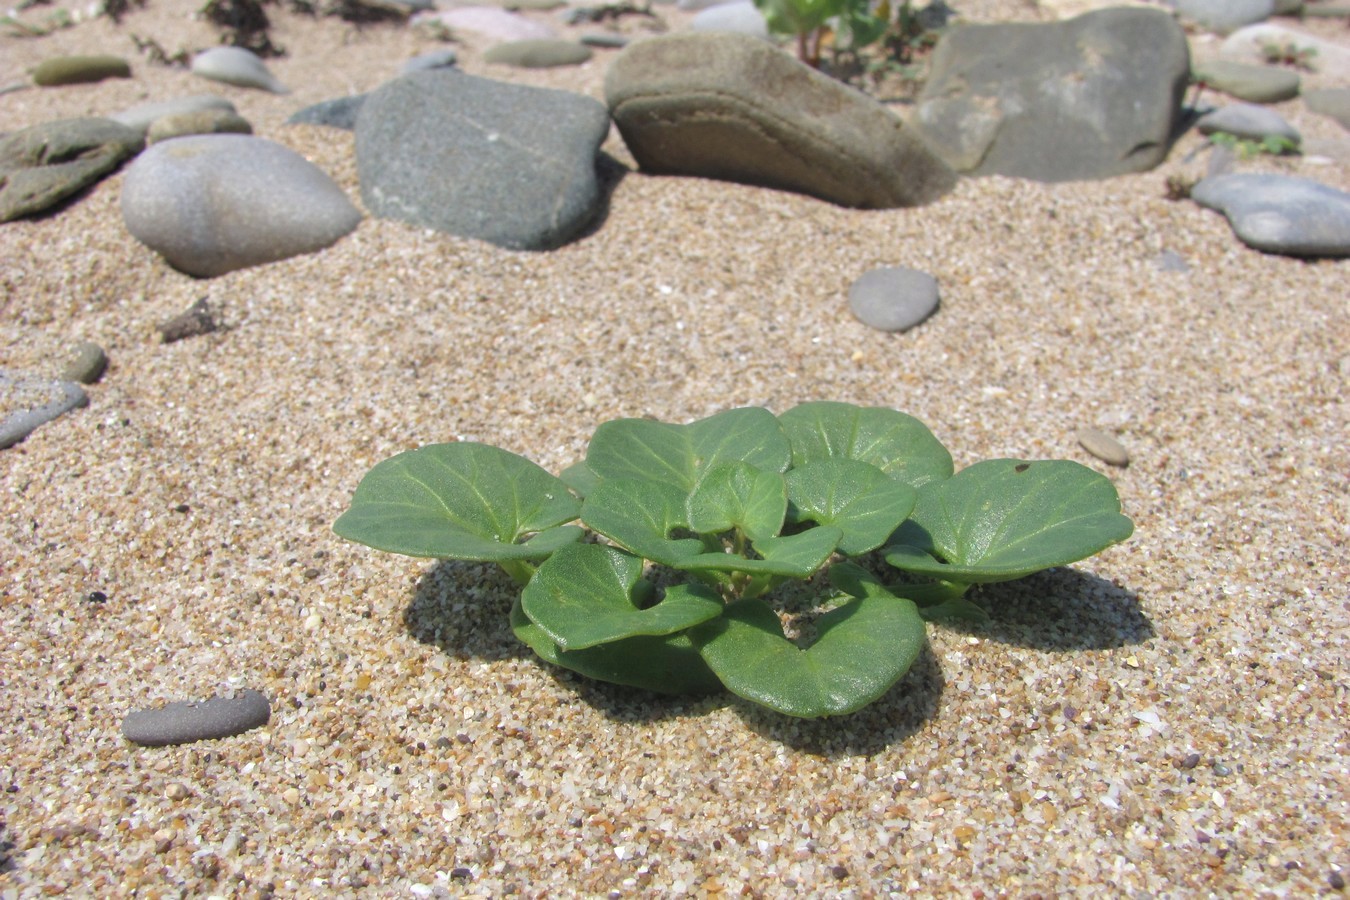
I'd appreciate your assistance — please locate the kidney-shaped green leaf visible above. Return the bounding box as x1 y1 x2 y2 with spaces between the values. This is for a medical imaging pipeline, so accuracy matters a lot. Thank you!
333 442 582 561
585 407 791 492
786 458 918 555
511 598 723 696
779 401 953 490
690 565 926 718
686 463 787 543
883 459 1135 583
581 478 707 566
522 543 723 650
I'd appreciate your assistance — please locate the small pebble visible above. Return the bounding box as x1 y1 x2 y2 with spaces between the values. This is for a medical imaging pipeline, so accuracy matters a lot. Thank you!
1212 762 1232 776
122 690 271 746
1330 871 1346 891
1180 752 1201 769
59 341 108 384
191 47 289 94
32 55 131 87
158 299 217 343
1076 426 1130 467
847 266 940 333
164 783 190 800
0 372 89 450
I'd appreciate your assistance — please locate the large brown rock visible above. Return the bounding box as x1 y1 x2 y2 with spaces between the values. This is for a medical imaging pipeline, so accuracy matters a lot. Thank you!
604 33 955 209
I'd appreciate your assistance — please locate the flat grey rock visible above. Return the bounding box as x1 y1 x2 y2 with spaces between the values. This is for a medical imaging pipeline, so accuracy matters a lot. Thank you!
355 69 610 249
913 8 1190 182
191 47 289 94
605 33 955 209
111 95 239 136
1305 88 1350 131
1193 60 1299 103
122 690 271 747
483 39 593 68
0 371 89 449
1192 173 1350 257
1175 0 1274 34
287 95 367 130
0 117 144 222
848 267 940 332
1197 103 1300 145
121 134 362 277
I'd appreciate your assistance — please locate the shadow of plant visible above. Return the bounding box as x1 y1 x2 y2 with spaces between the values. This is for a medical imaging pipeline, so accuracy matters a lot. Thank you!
402 560 1142 753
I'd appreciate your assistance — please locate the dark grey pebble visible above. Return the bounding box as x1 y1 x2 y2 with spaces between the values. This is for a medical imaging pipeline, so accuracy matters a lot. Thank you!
158 298 217 343
59 341 108 384
122 690 271 746
0 371 89 449
1180 752 1201 769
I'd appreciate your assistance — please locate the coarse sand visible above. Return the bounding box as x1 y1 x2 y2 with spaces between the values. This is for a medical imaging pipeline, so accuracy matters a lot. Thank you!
1 0 1347 895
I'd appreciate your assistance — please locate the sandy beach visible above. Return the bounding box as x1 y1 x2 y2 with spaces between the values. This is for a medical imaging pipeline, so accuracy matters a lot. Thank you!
2 0 1348 895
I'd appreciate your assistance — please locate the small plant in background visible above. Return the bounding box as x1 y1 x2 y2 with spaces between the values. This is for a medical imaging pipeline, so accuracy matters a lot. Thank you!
335 403 1134 719
1209 130 1300 160
1261 40 1317 71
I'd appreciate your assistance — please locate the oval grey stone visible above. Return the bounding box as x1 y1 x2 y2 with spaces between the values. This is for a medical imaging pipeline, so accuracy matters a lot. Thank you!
59 341 108 384
1076 427 1130 467
0 371 89 449
1193 60 1299 104
848 267 940 332
112 95 238 136
32 55 131 86
191 47 289 94
1197 103 1300 145
483 39 592 69
122 690 271 747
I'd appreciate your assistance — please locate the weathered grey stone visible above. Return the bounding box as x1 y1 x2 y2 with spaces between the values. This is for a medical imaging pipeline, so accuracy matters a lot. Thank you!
0 371 88 449
0 117 144 222
1305 88 1350 131
287 95 367 130
1192 173 1350 257
147 109 253 144
912 8 1190 181
355 69 610 249
121 135 361 277
1193 60 1299 103
848 267 940 333
32 55 131 86
483 39 593 68
122 691 271 747
605 32 955 209
1175 0 1274 34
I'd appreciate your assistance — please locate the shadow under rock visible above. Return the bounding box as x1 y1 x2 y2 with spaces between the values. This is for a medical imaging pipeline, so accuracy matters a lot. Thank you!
943 567 1153 652
565 150 630 246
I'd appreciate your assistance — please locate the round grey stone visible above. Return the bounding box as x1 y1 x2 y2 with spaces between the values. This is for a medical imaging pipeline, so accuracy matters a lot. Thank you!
59 342 108 384
1076 427 1130 467
191 47 289 94
122 690 271 747
121 134 362 277
848 267 940 332
483 39 593 68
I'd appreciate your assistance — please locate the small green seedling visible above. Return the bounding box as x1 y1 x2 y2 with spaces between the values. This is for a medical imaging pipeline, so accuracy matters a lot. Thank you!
335 403 1134 718
1209 130 1300 160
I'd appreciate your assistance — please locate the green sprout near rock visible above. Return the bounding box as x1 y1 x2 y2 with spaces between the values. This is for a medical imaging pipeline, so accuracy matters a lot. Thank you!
1209 130 1300 160
334 403 1134 719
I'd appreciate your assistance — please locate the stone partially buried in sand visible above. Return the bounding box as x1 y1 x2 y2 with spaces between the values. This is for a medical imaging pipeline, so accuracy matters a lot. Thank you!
0 117 144 222
604 32 955 209
848 267 940 333
121 134 361 277
355 69 610 249
191 47 289 93
122 690 271 747
1192 173 1350 258
111 94 239 135
912 8 1190 181
1192 60 1299 104
0 371 89 449
32 54 131 86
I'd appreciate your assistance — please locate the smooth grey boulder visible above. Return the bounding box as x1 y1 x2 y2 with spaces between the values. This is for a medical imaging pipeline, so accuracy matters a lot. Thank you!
191 47 289 94
605 32 955 209
848 267 940 333
0 371 88 449
1305 88 1350 131
122 690 271 747
912 8 1190 182
287 95 367 130
121 134 361 277
112 95 239 136
1193 60 1299 104
0 118 144 222
355 69 610 249
1197 103 1300 146
1175 0 1274 34
1192 173 1350 257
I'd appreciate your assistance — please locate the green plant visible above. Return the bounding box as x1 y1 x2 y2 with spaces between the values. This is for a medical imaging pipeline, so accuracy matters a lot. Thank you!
755 0 886 68
1261 40 1317 71
1209 130 1300 160
334 403 1133 719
